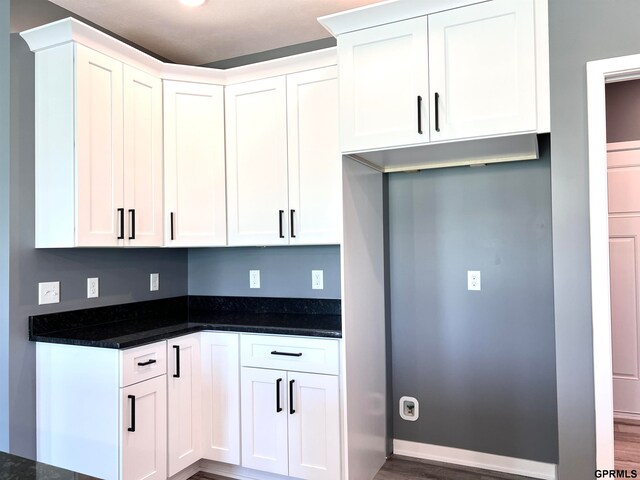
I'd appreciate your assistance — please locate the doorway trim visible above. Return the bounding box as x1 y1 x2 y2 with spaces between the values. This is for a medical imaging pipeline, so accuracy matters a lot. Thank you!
587 53 640 469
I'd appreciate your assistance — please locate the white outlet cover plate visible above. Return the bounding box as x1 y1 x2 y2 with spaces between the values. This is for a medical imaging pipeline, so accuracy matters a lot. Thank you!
249 270 260 289
467 270 481 291
312 270 324 290
87 277 99 298
150 273 159 291
38 281 60 305
399 395 419 421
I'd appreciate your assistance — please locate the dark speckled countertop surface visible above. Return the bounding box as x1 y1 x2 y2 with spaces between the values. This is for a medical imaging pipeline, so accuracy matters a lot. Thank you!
29 296 342 349
0 450 97 479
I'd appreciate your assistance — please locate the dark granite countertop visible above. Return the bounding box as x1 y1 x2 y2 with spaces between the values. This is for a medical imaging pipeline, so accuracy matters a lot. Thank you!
29 296 342 349
0 450 97 479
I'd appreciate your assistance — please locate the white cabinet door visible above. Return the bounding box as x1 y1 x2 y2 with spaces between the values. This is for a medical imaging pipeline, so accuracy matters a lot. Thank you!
201 332 240 465
428 0 536 141
241 367 289 475
164 81 227 247
121 375 167 480
226 77 289 246
123 65 163 247
167 334 202 476
288 373 341 480
287 67 342 245
75 44 124 246
337 17 428 153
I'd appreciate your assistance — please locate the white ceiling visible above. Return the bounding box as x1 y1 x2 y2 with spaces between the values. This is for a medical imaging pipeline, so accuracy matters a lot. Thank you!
43 0 381 65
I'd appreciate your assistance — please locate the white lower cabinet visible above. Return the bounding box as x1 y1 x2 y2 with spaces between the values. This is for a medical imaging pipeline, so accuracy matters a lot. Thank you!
167 334 202 476
121 375 167 480
240 335 341 480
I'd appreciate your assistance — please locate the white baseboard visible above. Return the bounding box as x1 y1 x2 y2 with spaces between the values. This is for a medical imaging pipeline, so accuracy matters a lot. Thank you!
614 411 640 422
198 459 292 480
393 439 557 480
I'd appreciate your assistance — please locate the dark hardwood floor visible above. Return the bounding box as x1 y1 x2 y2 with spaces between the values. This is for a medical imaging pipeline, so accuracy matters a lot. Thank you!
189 455 537 480
615 419 640 471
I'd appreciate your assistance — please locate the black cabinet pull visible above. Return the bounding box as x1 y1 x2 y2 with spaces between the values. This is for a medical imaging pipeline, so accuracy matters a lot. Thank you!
290 210 296 238
117 208 125 240
278 210 285 238
170 212 175 241
128 209 136 240
173 345 180 378
417 95 423 135
276 378 283 413
271 350 303 357
128 395 136 432
434 92 440 132
289 379 295 414
137 359 156 367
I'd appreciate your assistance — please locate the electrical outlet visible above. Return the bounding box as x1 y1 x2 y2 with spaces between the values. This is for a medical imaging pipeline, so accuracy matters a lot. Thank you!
87 277 99 298
249 270 260 289
150 273 159 292
312 270 324 290
38 281 60 305
467 270 481 291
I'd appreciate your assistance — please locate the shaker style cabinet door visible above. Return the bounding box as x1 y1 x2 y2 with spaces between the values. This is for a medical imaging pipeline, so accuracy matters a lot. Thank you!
75 44 124 246
164 81 227 247
122 65 163 247
287 66 342 245
225 77 289 246
241 367 289 475
121 375 167 480
287 372 341 480
428 0 537 141
167 334 202 476
337 17 428 153
201 332 240 465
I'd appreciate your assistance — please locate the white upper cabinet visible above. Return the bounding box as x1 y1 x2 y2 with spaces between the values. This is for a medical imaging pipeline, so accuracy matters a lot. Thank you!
337 17 428 153
287 66 342 245
164 81 226 247
226 77 290 246
428 0 536 141
226 68 341 247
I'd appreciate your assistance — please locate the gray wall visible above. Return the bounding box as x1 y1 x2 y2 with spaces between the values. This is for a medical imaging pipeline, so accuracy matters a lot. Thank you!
189 246 341 299
0 0 10 453
549 1 640 478
8 34 189 459
606 79 640 143
389 141 557 463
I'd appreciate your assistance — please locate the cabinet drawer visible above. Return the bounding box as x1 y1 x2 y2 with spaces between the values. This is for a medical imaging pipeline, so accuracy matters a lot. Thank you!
240 334 339 375
120 341 167 387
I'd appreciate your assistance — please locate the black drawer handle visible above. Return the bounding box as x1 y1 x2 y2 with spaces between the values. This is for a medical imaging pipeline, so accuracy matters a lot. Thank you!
128 395 136 432
278 210 285 238
290 209 296 238
417 95 423 135
173 345 181 378
137 359 156 367
271 350 303 357
117 208 125 240
434 92 440 132
128 209 136 240
289 379 295 414
170 212 175 241
276 378 283 413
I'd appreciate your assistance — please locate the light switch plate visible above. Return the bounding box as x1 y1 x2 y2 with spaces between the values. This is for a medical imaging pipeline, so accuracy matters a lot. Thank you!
150 273 159 292
250 270 260 289
467 271 481 291
87 277 99 298
38 281 60 305
312 270 324 290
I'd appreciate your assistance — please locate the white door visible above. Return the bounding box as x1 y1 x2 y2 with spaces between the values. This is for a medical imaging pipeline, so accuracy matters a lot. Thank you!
123 65 163 247
241 367 288 475
121 375 167 480
167 334 202 476
226 77 289 246
75 44 124 246
287 66 342 245
337 17 428 152
201 332 240 465
164 81 226 247
288 372 341 480
608 142 640 415
428 0 536 141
